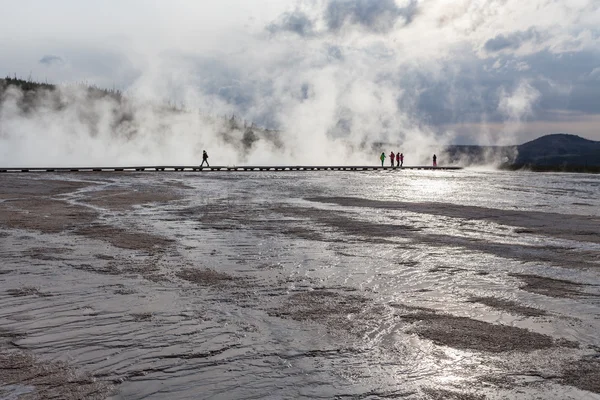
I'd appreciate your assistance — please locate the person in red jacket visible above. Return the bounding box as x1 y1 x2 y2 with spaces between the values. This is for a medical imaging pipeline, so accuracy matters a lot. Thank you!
389 151 395 167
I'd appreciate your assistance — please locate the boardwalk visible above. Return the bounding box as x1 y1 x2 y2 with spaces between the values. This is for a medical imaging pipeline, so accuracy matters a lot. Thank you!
0 165 462 173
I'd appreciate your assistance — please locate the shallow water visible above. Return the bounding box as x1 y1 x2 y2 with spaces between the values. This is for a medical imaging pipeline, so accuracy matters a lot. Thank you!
1 170 600 399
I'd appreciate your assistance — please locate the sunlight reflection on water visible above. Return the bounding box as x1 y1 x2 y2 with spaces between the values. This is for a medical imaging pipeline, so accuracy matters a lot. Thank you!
1 170 600 399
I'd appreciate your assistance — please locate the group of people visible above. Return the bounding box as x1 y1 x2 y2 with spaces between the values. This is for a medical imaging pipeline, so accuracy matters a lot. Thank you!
380 151 404 167
379 152 438 167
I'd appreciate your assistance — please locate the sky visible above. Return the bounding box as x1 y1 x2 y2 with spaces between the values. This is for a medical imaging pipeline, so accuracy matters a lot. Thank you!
0 0 599 165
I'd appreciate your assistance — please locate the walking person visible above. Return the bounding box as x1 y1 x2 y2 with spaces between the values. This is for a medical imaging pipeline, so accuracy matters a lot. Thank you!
380 152 386 167
396 152 400 167
400 153 404 167
200 150 210 167
433 154 437 167
389 151 395 167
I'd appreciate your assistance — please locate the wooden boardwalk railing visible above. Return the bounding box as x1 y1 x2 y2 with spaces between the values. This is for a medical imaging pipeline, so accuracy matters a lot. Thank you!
0 165 462 173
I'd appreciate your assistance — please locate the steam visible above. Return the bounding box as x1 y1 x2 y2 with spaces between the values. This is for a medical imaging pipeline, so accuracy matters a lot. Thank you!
439 81 540 167
0 0 597 167
493 79 540 148
498 80 540 125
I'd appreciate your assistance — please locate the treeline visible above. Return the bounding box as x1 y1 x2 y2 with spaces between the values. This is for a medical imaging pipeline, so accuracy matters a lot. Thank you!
1 76 124 101
0 76 283 157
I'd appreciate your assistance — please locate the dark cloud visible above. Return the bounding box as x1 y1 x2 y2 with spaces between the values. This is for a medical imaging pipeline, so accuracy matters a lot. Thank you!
267 0 418 37
300 83 310 100
484 28 542 52
267 11 314 37
326 45 344 60
405 49 600 126
39 55 63 65
325 0 417 33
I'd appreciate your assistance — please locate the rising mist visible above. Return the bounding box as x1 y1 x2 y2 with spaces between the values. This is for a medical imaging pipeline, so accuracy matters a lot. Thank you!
1 0 598 166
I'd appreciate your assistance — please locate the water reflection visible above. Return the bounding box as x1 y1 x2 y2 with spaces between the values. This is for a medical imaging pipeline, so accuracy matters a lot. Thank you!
0 170 599 399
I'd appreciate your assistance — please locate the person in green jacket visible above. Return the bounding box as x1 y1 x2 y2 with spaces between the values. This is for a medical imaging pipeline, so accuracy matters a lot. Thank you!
380 152 386 167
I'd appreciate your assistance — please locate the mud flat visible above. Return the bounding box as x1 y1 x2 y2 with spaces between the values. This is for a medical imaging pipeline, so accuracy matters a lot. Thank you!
310 196 600 244
0 351 112 400
1 172 600 399
467 296 548 317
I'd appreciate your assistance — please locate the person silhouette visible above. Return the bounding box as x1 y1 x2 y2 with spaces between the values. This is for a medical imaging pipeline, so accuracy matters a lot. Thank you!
400 153 404 167
433 154 437 167
200 150 210 167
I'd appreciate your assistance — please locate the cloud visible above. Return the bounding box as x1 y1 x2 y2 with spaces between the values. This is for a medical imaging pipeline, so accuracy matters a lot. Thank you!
325 0 417 33
326 45 344 60
267 11 315 36
39 55 64 66
266 0 419 37
484 28 542 53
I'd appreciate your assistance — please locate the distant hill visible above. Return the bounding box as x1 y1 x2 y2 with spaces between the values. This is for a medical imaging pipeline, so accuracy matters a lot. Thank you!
514 133 600 167
444 133 600 171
